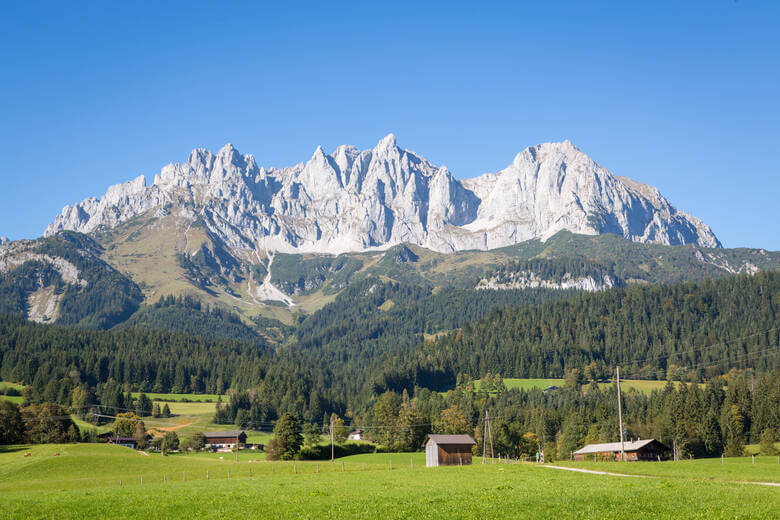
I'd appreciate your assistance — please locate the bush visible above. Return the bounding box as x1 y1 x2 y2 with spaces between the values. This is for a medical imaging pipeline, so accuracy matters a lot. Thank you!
297 441 376 460
759 429 778 456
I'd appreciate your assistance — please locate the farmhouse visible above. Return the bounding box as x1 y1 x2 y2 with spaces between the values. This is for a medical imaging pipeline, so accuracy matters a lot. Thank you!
347 429 364 441
106 436 140 449
424 434 476 467
204 430 247 451
573 438 668 461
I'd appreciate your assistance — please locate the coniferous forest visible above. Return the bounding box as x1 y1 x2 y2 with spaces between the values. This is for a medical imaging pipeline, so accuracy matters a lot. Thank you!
0 270 778 458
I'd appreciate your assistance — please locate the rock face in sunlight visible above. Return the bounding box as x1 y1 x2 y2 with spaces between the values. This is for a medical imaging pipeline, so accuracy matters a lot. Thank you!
45 135 721 253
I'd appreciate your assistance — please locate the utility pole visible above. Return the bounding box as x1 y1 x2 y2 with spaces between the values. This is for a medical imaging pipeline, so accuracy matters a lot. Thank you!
482 410 494 464
617 366 625 462
482 410 488 464
330 416 334 463
487 410 494 463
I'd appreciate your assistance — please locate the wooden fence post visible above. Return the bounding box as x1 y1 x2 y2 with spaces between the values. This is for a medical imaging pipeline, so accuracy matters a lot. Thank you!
341 462 344 472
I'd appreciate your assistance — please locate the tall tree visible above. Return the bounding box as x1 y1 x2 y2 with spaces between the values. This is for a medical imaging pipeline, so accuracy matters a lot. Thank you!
267 413 302 460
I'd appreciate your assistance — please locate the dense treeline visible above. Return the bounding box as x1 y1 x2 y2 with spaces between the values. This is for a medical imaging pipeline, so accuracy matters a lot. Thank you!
351 369 779 459
0 401 79 444
118 295 263 344
0 314 270 395
374 271 780 394
1 271 778 441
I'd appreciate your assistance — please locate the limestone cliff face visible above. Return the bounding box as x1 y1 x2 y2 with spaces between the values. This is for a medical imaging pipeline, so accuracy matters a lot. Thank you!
45 135 721 253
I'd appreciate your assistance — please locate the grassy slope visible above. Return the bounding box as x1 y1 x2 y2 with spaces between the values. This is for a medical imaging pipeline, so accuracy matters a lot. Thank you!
134 401 273 443
96 213 780 326
129 392 223 402
0 445 777 519
0 381 25 403
476 378 684 394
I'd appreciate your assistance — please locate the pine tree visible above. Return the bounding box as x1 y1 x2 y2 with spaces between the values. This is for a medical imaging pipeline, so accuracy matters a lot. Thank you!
267 413 302 460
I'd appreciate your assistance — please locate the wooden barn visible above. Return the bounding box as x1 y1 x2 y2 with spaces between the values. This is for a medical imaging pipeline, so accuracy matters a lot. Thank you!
203 430 247 451
573 438 668 461
424 434 476 467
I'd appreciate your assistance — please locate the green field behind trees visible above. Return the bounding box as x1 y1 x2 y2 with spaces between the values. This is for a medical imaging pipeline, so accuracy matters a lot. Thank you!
0 444 777 519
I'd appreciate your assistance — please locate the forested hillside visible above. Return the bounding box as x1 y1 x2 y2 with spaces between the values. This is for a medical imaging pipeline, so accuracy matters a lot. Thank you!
2 270 778 425
118 295 263 344
0 232 142 328
375 270 779 394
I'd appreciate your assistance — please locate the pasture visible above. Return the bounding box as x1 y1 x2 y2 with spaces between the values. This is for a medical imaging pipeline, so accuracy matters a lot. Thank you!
0 380 24 404
130 392 223 402
476 378 692 394
0 444 777 519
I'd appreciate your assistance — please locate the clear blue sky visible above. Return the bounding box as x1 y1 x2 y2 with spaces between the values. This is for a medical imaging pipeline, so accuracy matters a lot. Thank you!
1 1 778 249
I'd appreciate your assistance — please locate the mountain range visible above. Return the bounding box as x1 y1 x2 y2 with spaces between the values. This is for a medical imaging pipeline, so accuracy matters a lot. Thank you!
2 135 777 330
45 135 721 253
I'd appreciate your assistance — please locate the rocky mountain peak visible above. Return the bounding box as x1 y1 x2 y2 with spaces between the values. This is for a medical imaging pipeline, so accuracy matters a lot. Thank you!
44 135 722 252
376 133 397 151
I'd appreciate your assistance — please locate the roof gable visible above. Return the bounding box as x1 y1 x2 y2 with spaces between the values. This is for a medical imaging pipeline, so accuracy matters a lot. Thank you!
203 430 245 438
425 434 476 445
573 438 665 455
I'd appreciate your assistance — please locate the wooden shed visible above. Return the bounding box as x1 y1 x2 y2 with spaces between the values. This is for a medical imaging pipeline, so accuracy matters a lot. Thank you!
424 434 476 467
203 430 247 450
573 438 668 461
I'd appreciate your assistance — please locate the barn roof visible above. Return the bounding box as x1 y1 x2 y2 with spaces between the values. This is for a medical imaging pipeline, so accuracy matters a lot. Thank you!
425 434 476 445
203 430 245 438
573 438 663 455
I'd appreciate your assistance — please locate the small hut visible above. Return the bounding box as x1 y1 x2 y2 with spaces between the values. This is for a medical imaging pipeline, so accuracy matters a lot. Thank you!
573 438 668 461
424 434 476 467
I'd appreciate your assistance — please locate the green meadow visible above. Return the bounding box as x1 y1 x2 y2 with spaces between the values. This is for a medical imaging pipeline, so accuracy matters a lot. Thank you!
0 381 24 404
0 444 777 519
476 378 693 394
129 392 223 402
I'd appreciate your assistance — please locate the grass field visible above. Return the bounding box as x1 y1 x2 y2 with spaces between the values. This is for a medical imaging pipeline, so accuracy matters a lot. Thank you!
0 380 24 391
554 457 780 483
475 378 690 394
0 444 776 519
0 381 24 404
130 392 223 402
129 400 276 444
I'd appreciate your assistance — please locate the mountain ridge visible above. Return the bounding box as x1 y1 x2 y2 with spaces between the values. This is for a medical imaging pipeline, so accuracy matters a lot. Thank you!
45 135 721 254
